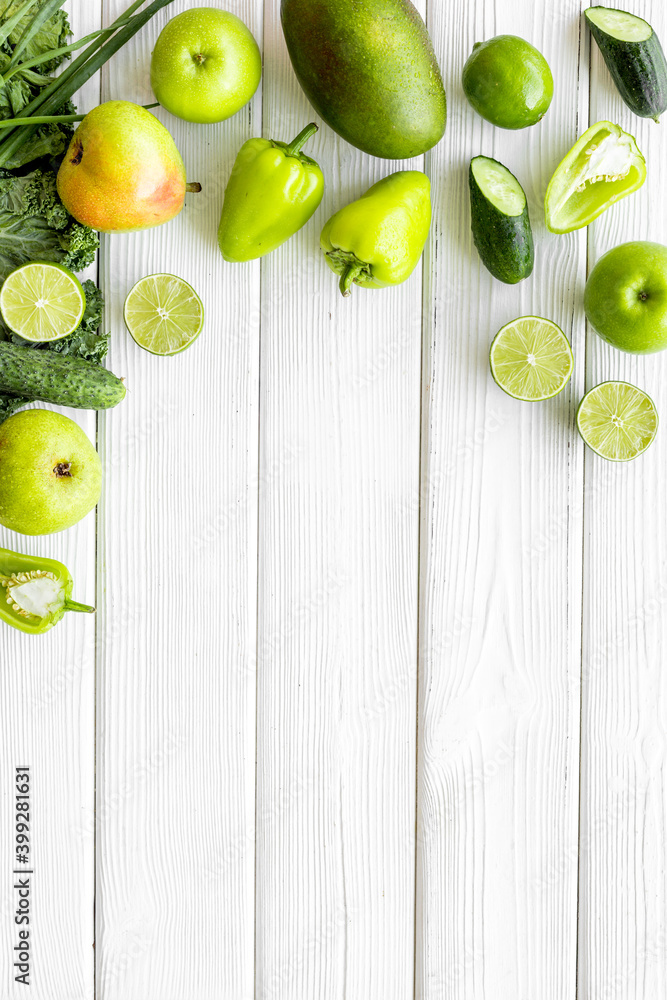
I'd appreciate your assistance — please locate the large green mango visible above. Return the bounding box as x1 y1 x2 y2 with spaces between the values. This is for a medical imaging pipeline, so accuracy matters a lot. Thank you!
280 0 446 160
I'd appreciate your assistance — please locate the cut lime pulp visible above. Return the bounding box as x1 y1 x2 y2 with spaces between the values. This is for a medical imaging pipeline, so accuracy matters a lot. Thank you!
124 273 204 356
489 316 574 400
0 262 85 342
577 381 658 460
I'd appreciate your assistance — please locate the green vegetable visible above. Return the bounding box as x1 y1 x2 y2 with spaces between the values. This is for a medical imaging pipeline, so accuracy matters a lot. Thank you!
320 171 432 297
0 280 107 421
585 7 667 123
0 545 94 634
280 0 446 160
218 123 324 263
0 169 97 281
0 0 177 169
469 156 534 284
0 339 124 410
545 120 646 233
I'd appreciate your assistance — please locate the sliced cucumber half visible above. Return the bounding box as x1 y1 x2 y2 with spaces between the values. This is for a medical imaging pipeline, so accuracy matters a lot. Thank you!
586 8 652 43
585 7 667 121
470 156 525 215
469 156 534 284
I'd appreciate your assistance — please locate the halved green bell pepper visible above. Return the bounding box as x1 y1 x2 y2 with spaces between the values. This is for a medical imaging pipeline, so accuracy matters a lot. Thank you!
218 123 324 262
545 120 646 233
320 170 432 296
0 547 94 635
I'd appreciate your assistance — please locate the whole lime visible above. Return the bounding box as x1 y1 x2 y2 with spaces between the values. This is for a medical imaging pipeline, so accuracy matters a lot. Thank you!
150 8 262 125
462 35 553 129
584 241 667 354
0 409 102 535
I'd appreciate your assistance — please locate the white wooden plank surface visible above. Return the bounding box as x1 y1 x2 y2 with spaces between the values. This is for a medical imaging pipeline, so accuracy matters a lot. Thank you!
3 1 667 998
254 2 424 996
96 2 262 997
417 2 586 997
579 3 667 998
0 4 100 997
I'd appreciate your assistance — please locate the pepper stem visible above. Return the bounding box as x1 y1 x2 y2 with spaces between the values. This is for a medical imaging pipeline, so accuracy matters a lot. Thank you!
64 598 95 615
339 264 364 298
286 122 319 157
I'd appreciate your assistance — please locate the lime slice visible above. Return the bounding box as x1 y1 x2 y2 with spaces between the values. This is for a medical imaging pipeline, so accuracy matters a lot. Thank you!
489 316 574 400
124 273 204 356
577 381 658 461
0 262 85 342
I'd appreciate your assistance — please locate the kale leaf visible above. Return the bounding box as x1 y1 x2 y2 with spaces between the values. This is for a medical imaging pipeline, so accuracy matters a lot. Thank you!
0 169 98 281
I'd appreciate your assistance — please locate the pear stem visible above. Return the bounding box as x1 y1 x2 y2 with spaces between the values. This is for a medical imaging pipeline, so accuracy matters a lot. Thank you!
186 182 202 193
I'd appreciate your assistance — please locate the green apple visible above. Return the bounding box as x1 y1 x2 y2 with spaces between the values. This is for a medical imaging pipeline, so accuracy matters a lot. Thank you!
584 241 667 354
0 410 102 535
150 8 262 125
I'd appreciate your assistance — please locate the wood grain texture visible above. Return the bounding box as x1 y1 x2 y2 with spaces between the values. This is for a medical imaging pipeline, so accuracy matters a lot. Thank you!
95 2 262 997
0 4 99 997
416 2 587 998
255 2 424 997
579 3 667 998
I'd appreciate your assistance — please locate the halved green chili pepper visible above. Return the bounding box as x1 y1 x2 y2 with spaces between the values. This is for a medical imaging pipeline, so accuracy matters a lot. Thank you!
0 547 94 635
218 122 325 263
320 170 432 297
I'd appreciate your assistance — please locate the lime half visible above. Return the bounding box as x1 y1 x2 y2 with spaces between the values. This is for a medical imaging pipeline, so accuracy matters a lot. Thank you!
124 274 204 356
0 262 85 342
577 381 658 461
489 316 574 400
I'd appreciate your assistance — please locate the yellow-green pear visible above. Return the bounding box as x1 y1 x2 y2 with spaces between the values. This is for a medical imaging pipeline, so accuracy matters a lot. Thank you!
0 410 102 535
57 101 189 233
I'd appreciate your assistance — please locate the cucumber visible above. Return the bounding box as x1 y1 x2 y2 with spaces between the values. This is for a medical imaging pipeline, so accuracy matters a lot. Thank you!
586 7 667 122
468 156 534 285
0 343 125 410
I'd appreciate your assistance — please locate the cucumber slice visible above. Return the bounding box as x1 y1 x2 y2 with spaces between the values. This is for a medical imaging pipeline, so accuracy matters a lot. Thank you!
468 155 534 284
585 6 667 122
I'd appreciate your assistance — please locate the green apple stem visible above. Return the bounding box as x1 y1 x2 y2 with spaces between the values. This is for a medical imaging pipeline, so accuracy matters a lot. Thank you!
186 183 202 193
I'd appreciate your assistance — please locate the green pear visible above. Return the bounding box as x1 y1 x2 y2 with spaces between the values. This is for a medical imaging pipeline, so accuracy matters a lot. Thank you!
57 100 189 233
0 410 102 535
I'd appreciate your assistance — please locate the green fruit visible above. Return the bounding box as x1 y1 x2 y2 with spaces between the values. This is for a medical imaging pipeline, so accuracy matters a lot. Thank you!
280 0 446 160
150 8 262 125
468 156 534 284
462 35 553 129
577 381 658 461
0 263 86 342
0 410 102 536
584 241 667 354
489 316 573 401
57 101 187 233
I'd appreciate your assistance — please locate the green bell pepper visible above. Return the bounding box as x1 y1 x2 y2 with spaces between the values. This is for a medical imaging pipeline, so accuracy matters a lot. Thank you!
320 171 432 297
218 122 325 263
0 547 94 635
545 120 646 234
